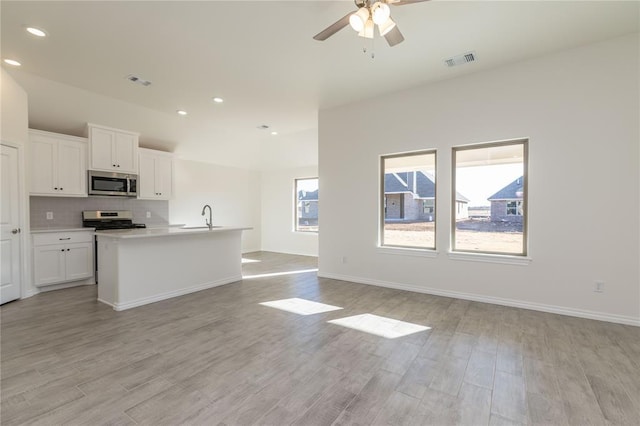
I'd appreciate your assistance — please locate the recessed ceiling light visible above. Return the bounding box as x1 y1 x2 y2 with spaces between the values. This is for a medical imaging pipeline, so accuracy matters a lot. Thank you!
176 110 187 116
212 97 224 103
3 59 21 66
25 27 47 37
271 131 278 136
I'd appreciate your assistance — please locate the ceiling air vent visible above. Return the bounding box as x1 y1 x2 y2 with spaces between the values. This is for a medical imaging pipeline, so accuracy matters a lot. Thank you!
126 74 152 87
444 51 476 68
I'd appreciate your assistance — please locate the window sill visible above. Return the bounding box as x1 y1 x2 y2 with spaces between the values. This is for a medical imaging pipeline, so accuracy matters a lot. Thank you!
377 246 438 258
293 231 318 235
448 251 531 266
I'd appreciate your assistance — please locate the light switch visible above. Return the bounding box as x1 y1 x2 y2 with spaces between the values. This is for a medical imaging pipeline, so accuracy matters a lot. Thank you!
46 212 53 220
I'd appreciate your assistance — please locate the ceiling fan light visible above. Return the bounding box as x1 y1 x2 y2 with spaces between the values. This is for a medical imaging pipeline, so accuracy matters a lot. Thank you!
372 2 391 25
378 17 397 36
349 7 370 32
358 19 375 39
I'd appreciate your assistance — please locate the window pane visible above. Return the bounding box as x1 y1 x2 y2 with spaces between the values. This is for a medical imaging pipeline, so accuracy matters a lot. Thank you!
295 178 318 232
381 151 436 249
453 140 527 255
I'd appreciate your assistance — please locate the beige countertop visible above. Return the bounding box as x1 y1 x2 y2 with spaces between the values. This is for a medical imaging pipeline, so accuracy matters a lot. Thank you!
31 227 94 234
94 226 251 240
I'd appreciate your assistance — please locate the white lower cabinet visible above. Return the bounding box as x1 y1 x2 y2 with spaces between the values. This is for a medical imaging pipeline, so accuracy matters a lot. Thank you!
32 231 94 287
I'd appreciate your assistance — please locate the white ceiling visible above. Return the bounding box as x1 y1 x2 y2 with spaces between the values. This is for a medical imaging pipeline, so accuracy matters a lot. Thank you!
2 1 638 170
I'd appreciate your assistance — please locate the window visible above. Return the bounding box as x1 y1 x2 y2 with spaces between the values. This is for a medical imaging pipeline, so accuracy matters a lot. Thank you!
423 199 434 214
452 139 528 256
506 200 523 216
380 150 436 250
295 178 318 232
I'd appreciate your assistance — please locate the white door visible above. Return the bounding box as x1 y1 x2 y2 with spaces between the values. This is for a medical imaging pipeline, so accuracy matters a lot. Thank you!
89 127 115 171
138 154 156 199
33 245 66 286
58 139 86 195
155 156 172 199
114 132 137 173
30 136 56 194
65 242 93 281
1 145 22 304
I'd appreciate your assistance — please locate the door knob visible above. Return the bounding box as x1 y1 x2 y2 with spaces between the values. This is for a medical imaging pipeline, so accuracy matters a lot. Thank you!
11 228 20 234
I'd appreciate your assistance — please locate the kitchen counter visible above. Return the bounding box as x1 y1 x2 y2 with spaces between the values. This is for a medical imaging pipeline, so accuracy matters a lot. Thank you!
96 225 250 311
31 227 94 234
95 226 250 239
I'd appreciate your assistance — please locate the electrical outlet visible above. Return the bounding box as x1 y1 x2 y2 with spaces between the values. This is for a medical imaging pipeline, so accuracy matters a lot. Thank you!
594 281 605 293
146 211 151 218
46 212 53 220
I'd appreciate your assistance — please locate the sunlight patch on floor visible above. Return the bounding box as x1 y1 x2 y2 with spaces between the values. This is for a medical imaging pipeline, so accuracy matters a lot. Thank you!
259 298 343 315
328 313 430 339
241 258 262 264
243 268 318 279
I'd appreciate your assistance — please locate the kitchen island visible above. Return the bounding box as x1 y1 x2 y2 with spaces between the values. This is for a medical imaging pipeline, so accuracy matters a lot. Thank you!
96 226 250 311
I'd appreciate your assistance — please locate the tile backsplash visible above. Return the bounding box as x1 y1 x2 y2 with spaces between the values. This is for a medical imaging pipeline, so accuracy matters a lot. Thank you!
30 196 169 229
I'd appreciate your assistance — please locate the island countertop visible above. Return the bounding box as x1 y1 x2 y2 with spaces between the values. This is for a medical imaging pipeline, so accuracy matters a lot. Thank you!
95 226 251 240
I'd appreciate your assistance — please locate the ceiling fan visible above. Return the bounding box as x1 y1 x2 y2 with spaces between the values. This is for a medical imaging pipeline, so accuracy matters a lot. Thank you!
313 0 430 47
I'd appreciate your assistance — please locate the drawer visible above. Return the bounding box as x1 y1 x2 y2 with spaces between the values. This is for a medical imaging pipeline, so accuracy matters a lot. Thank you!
33 231 94 246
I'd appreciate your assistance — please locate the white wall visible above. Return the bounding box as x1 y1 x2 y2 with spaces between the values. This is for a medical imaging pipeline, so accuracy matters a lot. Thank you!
169 159 262 253
1 67 34 297
261 166 319 256
318 34 640 325
1 68 29 146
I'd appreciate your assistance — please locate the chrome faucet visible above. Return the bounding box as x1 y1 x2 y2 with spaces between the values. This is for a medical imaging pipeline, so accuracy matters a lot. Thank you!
201 204 213 230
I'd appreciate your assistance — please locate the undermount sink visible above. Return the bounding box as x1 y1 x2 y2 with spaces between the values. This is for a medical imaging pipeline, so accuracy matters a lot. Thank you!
181 226 223 230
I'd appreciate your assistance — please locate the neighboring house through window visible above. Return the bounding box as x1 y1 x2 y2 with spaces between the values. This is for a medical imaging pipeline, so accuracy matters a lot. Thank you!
380 150 438 250
295 178 318 232
452 139 528 256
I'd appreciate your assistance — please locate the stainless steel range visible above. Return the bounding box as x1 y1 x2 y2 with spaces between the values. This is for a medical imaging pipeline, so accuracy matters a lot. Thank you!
83 211 146 282
82 210 146 230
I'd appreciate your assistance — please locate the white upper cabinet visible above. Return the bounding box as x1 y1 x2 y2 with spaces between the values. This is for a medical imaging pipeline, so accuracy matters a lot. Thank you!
29 129 87 197
87 124 139 174
138 148 173 200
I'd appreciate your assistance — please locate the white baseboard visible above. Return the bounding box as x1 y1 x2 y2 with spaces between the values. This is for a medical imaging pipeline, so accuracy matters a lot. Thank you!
36 279 95 293
101 275 242 311
23 288 39 299
258 249 319 258
318 272 640 327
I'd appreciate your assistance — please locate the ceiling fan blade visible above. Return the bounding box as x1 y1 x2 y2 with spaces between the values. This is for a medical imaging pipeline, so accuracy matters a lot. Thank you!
384 25 405 47
313 12 353 41
388 0 430 6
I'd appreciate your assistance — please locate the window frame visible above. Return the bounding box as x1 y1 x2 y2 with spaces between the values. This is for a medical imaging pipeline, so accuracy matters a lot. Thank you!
294 177 319 233
379 149 437 251
451 139 529 256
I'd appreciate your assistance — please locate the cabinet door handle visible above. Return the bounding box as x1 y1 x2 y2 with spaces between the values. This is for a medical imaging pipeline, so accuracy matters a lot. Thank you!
61 249 65 252
113 164 116 167
11 228 20 234
60 188 63 190
117 165 121 167
67 249 70 251
59 237 71 240
54 187 58 190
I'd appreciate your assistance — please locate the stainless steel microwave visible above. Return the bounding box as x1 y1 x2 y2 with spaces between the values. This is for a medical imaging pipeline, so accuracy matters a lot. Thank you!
88 171 138 197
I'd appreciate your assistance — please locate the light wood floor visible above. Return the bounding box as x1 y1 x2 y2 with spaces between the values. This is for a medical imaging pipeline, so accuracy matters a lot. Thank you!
2 251 639 425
